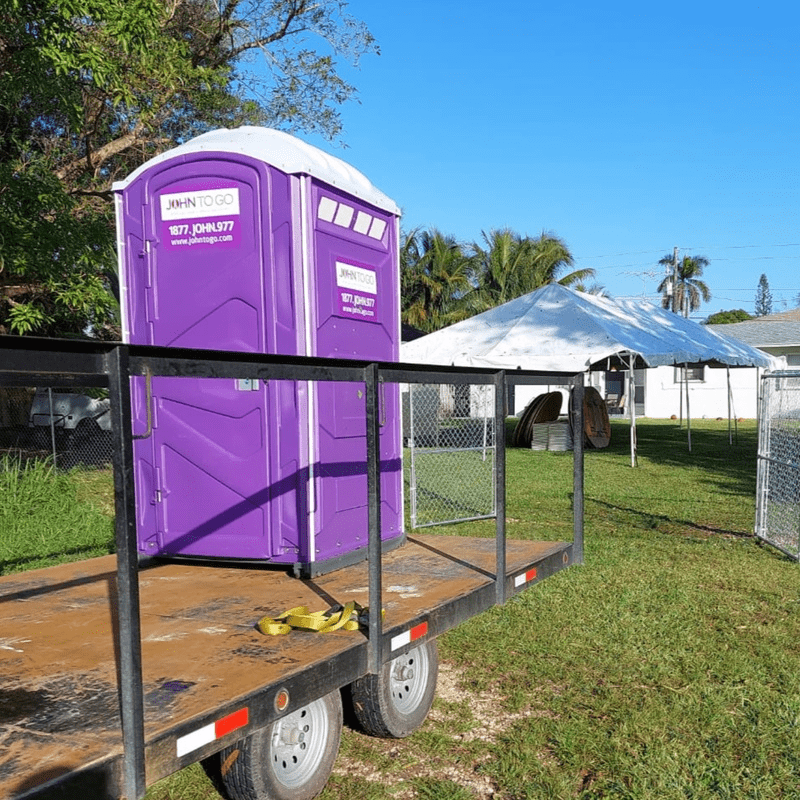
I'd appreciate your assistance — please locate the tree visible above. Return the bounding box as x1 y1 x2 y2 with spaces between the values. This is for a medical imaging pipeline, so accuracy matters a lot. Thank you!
656 253 711 317
755 274 773 317
400 228 472 333
573 282 608 297
466 229 592 314
0 0 377 336
704 309 753 324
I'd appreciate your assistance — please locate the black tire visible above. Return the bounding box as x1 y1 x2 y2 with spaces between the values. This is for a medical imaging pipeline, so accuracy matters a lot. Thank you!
350 638 438 738
208 691 343 800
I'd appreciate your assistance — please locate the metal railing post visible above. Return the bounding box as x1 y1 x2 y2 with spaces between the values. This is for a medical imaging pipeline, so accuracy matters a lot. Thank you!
107 346 146 800
365 363 383 674
494 371 507 604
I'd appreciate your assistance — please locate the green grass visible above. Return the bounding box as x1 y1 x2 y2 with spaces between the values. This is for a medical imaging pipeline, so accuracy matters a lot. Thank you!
317 418 800 800
0 456 115 574
9 419 800 798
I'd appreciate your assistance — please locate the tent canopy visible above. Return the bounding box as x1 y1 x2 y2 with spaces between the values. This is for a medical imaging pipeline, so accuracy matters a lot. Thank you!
401 284 775 372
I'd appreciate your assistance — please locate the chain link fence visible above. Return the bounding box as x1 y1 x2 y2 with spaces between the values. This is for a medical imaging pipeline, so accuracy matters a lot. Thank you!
2 380 500 532
756 372 800 559
405 383 496 528
0 387 113 470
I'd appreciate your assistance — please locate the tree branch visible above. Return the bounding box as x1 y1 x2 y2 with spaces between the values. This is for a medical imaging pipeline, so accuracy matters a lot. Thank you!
55 126 143 183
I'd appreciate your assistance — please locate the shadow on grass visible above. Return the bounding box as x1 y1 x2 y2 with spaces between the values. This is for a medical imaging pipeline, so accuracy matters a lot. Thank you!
587 496 753 538
0 537 115 576
604 418 759 493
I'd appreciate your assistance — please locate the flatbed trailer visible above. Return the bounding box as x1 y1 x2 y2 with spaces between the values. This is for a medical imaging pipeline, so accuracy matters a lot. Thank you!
0 337 584 800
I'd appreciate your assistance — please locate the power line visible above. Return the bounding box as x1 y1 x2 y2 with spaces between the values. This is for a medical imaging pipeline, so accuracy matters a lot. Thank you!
577 241 800 262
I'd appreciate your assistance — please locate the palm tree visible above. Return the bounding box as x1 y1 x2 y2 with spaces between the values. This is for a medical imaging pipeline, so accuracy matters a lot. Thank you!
400 228 472 332
466 229 593 313
657 254 711 316
573 281 608 297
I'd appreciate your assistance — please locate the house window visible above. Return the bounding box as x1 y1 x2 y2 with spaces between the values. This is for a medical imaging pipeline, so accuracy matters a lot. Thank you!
786 354 800 367
674 366 705 383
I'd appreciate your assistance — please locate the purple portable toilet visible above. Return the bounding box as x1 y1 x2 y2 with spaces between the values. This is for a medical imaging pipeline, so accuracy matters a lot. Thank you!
113 127 403 576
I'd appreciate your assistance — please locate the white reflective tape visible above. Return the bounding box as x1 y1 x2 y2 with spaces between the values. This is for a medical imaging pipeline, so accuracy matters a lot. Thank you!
176 723 215 757
390 630 411 651
514 568 537 588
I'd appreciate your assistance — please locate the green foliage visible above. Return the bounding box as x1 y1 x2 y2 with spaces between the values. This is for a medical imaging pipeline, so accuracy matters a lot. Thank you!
657 253 712 316
0 457 114 574
0 0 377 337
400 227 590 332
705 309 753 324
400 228 473 332
755 273 773 317
467 228 592 314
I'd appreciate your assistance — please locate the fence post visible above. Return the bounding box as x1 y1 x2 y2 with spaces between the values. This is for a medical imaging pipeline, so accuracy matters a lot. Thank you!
47 388 57 465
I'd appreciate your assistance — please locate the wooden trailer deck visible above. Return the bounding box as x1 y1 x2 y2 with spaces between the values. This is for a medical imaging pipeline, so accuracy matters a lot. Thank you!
0 534 572 800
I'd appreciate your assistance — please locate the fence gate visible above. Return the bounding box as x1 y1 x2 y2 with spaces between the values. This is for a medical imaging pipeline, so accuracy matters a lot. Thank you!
756 371 800 559
406 382 496 528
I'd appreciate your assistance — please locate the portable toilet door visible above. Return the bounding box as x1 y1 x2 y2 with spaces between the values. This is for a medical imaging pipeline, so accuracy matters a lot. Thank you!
116 147 305 562
303 178 403 568
114 127 403 574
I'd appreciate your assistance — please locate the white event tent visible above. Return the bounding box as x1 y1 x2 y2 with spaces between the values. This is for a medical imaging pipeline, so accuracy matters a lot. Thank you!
400 284 775 465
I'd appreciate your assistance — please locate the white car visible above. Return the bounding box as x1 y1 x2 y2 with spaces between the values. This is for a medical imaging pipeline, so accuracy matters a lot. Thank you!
28 390 111 433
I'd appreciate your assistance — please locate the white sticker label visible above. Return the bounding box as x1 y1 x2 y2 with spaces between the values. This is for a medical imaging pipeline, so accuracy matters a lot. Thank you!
160 188 241 221
336 262 377 294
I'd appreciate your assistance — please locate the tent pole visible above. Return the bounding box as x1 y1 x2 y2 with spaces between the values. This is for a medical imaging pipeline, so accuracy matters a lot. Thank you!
684 362 692 453
629 355 637 468
679 366 683 427
727 366 732 445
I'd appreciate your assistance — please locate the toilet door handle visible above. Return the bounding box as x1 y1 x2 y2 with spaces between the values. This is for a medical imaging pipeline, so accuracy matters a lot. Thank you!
133 368 153 440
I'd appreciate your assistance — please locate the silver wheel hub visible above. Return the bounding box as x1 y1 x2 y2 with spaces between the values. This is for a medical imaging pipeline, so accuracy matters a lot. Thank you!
271 699 330 788
389 645 429 715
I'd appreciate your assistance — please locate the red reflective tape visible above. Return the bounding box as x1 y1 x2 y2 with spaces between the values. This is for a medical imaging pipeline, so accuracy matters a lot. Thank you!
215 708 249 739
526 568 537 582
410 621 428 641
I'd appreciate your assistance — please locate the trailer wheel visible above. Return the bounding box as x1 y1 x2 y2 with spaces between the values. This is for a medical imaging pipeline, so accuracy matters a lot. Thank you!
209 690 343 800
350 638 438 738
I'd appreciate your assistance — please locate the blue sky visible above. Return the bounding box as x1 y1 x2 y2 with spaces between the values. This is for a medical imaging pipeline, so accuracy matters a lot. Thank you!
300 1 799 319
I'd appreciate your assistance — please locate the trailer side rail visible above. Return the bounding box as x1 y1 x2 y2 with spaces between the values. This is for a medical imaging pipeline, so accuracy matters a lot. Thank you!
0 336 583 800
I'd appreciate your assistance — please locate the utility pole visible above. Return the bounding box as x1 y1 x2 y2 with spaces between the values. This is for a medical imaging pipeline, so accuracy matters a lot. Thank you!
671 246 679 314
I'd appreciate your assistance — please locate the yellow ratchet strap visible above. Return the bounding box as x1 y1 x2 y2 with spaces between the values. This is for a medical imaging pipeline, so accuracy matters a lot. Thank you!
258 601 368 636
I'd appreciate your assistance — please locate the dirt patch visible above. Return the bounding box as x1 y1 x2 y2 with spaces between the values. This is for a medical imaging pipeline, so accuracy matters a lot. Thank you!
428 663 532 743
334 660 556 798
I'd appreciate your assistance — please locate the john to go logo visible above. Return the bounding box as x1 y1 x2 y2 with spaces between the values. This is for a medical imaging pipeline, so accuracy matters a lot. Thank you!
160 187 241 221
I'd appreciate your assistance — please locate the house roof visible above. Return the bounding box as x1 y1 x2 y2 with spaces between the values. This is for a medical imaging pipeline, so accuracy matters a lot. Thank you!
707 310 800 348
